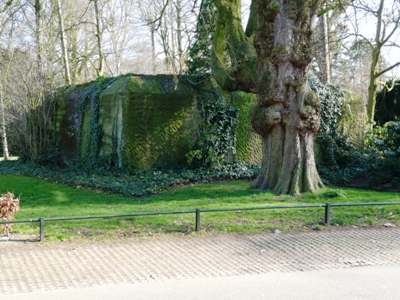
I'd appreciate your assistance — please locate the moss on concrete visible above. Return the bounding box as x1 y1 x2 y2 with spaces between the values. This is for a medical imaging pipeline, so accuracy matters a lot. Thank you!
122 75 200 170
55 74 260 171
232 91 262 163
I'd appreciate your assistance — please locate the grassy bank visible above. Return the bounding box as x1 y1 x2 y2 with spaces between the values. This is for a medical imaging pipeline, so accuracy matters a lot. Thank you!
1 174 399 241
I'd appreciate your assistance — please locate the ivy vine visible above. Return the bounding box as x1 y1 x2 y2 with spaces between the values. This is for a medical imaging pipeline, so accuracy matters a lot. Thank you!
309 77 368 184
76 77 115 171
186 0 216 75
309 77 352 166
187 94 239 167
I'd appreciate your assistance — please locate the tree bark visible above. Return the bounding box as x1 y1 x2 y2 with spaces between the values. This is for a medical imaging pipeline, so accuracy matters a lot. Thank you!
35 0 44 80
168 1 178 74
212 0 257 93
366 0 384 123
175 0 184 73
0 84 9 161
55 0 71 85
367 47 380 123
317 10 330 83
252 0 324 195
150 26 157 74
93 0 104 77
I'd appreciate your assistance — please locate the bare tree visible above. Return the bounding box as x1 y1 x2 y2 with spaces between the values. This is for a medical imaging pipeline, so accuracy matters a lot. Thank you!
318 8 331 83
93 0 105 77
313 0 352 84
136 0 197 74
137 0 162 74
348 0 400 122
101 0 137 76
0 83 9 160
55 0 71 84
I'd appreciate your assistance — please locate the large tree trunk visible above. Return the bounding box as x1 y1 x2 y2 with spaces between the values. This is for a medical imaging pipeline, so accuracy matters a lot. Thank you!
252 0 324 195
212 0 257 93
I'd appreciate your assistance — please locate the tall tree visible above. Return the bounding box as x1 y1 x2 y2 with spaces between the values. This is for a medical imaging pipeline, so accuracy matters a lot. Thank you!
250 0 325 194
332 39 372 105
211 0 257 92
187 0 216 74
102 0 136 76
318 6 331 83
55 0 71 84
0 83 9 160
313 0 351 84
93 0 105 77
0 2 15 160
137 0 162 74
209 0 325 194
348 0 400 123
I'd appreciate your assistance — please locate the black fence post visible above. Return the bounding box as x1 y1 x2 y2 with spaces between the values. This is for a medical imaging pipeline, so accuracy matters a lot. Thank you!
40 217 45 242
325 204 331 224
195 209 201 232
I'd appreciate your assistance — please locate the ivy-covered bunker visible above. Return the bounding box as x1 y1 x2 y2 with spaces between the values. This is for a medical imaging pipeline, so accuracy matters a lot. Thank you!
56 74 262 170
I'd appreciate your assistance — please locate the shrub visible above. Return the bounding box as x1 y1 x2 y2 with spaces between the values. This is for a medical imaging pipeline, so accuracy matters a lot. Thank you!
375 79 400 125
364 120 400 188
309 77 367 184
0 192 20 236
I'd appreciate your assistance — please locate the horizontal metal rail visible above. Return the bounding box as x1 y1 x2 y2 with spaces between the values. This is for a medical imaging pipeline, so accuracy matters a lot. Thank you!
45 210 197 221
330 202 400 207
1 201 400 242
198 204 326 213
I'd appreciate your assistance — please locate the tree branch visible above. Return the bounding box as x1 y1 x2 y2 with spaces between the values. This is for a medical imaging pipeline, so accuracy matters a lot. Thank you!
375 61 400 78
145 0 170 31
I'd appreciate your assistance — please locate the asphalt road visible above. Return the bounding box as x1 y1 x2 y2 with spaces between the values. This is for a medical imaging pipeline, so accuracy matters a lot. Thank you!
4 265 400 300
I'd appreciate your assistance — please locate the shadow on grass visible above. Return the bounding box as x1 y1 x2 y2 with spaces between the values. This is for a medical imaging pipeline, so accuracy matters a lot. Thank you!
1 173 400 223
1 174 271 211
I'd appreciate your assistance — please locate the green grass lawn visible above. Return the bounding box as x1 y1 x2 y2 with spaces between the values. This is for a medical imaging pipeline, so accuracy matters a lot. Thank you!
1 174 399 241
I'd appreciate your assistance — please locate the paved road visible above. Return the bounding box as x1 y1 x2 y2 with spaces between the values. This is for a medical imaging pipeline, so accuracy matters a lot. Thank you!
1 228 400 299
3 266 400 300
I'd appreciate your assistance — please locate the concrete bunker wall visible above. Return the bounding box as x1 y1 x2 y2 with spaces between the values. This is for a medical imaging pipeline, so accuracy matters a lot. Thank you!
56 74 262 170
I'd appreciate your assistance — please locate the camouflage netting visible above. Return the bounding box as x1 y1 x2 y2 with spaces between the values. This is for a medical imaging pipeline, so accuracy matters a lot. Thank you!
55 75 262 171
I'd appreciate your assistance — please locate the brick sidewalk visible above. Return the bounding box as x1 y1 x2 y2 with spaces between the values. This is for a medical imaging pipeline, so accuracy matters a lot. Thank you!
1 228 400 295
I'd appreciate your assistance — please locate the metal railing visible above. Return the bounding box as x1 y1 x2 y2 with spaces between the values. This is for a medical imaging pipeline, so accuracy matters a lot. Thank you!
1 201 400 242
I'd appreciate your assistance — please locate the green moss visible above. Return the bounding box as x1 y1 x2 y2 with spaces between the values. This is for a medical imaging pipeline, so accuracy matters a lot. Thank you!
299 105 315 119
53 74 261 171
232 91 262 163
304 90 320 107
128 76 162 94
56 84 92 162
271 46 287 61
265 0 280 21
122 76 200 170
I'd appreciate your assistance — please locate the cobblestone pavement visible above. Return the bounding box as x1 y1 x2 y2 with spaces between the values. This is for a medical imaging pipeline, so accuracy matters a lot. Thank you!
1 228 400 295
